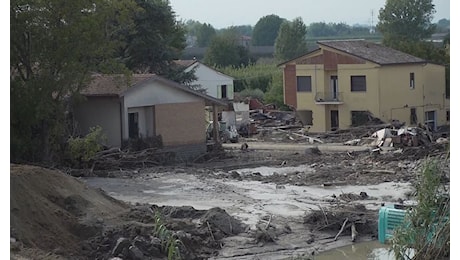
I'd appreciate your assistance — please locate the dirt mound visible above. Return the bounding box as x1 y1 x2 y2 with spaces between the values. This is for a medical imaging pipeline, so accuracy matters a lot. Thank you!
10 164 128 257
10 164 250 260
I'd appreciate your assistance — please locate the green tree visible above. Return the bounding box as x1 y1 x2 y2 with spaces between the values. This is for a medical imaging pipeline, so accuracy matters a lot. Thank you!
308 22 335 37
11 0 135 162
231 25 253 37
196 23 216 47
252 14 284 46
264 69 284 109
377 0 436 46
120 0 186 75
204 29 251 68
274 17 309 62
184 19 202 36
436 18 449 33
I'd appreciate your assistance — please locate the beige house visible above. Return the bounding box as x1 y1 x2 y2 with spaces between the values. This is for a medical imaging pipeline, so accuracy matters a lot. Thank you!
73 74 227 159
279 40 448 133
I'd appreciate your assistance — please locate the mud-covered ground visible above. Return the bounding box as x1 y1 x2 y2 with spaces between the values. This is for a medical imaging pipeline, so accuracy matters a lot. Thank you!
10 141 449 259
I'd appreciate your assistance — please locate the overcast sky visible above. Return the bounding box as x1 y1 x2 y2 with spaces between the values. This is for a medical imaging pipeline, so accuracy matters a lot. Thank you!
169 0 450 29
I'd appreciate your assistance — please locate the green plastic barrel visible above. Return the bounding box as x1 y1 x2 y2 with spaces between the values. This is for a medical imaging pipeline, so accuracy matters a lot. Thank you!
378 205 407 243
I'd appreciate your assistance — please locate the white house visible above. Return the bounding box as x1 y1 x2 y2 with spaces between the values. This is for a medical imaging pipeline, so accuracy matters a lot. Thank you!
174 60 235 100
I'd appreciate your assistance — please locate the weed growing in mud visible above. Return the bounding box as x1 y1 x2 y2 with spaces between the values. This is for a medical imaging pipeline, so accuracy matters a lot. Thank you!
390 157 450 259
153 211 183 260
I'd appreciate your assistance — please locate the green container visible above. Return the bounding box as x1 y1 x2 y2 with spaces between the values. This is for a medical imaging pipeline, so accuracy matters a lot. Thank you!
378 205 407 244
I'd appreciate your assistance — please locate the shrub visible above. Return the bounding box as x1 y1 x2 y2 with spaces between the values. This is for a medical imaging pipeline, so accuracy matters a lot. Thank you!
390 158 450 259
68 126 107 167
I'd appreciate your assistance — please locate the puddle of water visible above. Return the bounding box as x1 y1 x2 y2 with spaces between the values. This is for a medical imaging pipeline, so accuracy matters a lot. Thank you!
314 240 395 260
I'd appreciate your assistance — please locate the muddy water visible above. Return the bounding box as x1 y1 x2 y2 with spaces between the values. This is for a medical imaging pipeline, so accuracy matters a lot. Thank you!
314 240 395 260
84 165 414 259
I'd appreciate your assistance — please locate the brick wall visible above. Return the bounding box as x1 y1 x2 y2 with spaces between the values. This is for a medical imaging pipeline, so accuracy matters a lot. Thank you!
154 101 206 147
284 64 297 108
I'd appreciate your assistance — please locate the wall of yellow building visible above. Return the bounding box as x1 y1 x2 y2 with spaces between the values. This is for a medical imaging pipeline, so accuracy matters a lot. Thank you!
296 64 328 132
336 63 381 129
290 54 447 132
422 63 448 127
379 63 446 127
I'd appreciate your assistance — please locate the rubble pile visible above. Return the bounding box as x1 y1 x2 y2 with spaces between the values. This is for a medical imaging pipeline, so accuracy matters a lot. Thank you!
238 107 449 148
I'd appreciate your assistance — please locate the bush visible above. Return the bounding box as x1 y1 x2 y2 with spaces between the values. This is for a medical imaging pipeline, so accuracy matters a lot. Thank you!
68 126 107 167
390 158 450 259
239 88 265 100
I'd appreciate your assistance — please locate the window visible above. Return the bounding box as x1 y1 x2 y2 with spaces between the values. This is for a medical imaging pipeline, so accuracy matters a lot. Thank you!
410 72 415 89
221 85 227 99
351 76 366 92
446 110 450 122
424 111 436 131
410 108 417 124
351 111 368 126
296 76 312 92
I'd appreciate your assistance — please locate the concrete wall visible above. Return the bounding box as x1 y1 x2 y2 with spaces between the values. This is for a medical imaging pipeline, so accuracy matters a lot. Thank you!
154 101 206 146
73 96 122 147
186 63 234 99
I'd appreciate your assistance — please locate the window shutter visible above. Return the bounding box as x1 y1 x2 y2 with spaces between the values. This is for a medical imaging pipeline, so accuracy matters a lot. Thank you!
217 85 221 99
228 84 234 99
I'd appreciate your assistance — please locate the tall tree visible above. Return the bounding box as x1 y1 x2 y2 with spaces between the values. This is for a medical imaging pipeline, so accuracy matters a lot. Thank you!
11 0 136 162
252 14 284 46
204 29 251 68
120 0 186 75
196 23 216 47
377 0 436 46
377 0 448 65
274 17 308 62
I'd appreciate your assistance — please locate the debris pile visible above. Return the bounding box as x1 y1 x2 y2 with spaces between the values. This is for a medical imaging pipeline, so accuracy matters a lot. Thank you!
304 204 378 242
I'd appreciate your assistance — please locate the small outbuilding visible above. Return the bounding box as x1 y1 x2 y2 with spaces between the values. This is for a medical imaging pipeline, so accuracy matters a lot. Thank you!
73 74 228 160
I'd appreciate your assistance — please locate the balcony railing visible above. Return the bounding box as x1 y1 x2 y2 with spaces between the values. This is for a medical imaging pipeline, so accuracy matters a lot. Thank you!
315 92 344 104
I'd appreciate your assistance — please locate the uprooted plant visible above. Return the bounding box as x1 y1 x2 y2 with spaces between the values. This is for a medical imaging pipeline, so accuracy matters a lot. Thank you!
153 211 183 260
390 157 450 259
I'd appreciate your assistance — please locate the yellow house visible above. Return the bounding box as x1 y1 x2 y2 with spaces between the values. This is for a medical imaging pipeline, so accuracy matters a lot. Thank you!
279 40 448 133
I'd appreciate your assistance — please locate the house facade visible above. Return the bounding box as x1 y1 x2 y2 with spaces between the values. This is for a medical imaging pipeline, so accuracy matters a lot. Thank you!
280 40 448 133
73 74 227 160
175 60 235 100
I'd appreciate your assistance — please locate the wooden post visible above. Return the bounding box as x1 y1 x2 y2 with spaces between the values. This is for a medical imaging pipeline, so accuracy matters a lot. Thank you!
212 104 220 143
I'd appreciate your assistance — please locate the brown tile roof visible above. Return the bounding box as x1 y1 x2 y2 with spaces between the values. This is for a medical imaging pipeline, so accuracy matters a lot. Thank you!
81 74 155 96
173 59 198 68
318 40 426 65
81 73 228 106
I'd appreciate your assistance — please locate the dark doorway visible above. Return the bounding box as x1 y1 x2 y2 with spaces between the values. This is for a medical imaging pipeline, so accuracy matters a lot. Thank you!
331 110 339 131
128 112 139 138
331 76 338 100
